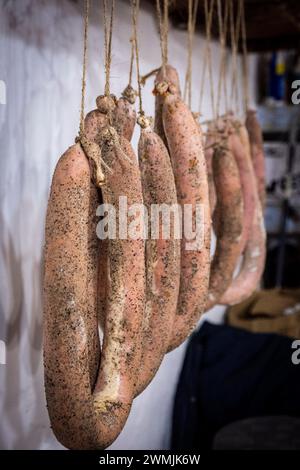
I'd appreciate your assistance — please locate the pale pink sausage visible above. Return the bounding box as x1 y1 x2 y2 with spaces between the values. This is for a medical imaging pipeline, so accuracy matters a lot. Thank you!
85 92 136 332
44 144 102 449
136 123 180 394
44 130 145 449
219 188 266 306
204 120 218 218
92 131 145 440
246 109 266 208
161 92 211 350
84 109 109 142
205 124 244 310
154 64 181 148
113 85 137 141
84 98 115 330
228 118 256 253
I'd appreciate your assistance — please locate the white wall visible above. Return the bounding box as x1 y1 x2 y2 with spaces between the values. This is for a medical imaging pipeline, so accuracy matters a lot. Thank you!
0 0 257 450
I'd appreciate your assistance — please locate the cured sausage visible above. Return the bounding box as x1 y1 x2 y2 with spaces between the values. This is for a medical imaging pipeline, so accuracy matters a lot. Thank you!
44 143 102 449
204 120 218 217
160 90 211 350
113 85 137 141
246 109 266 208
84 94 117 143
84 96 116 330
44 126 145 448
84 109 109 142
219 187 266 306
84 91 137 330
92 128 145 441
154 64 181 148
136 120 180 394
228 117 256 253
206 120 244 310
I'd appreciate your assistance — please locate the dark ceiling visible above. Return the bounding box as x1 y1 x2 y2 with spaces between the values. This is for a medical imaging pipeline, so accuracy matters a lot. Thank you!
165 0 300 52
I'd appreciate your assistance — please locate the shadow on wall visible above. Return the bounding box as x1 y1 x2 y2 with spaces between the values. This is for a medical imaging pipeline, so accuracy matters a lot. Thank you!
0 212 48 449
3 0 157 50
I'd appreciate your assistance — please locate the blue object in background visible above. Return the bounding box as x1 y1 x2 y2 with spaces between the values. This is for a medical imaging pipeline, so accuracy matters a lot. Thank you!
269 52 286 101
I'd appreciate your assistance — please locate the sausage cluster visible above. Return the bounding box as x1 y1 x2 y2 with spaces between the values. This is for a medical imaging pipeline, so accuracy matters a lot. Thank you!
44 64 266 448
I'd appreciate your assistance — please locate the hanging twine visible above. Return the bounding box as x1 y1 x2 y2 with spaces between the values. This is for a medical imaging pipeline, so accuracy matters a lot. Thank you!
124 0 139 104
100 0 134 167
184 0 193 104
222 0 230 113
229 0 242 115
163 0 169 65
138 0 169 87
122 2 139 105
235 0 242 114
156 0 169 78
103 0 115 98
131 0 150 129
199 0 216 119
184 0 199 108
131 0 143 114
229 0 236 110
79 0 118 187
240 0 249 113
76 0 109 187
98 0 133 168
78 0 90 137
128 38 135 87
216 0 229 116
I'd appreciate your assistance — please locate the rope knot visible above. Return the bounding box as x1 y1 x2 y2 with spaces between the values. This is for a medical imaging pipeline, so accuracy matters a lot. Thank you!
122 84 137 104
137 113 151 129
96 94 117 114
153 80 170 96
99 125 119 147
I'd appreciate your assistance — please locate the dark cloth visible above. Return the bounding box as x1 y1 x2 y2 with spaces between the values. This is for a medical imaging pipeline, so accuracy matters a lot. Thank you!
171 321 300 450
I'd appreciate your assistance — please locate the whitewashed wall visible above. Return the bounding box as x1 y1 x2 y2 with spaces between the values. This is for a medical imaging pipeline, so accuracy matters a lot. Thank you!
0 0 257 450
